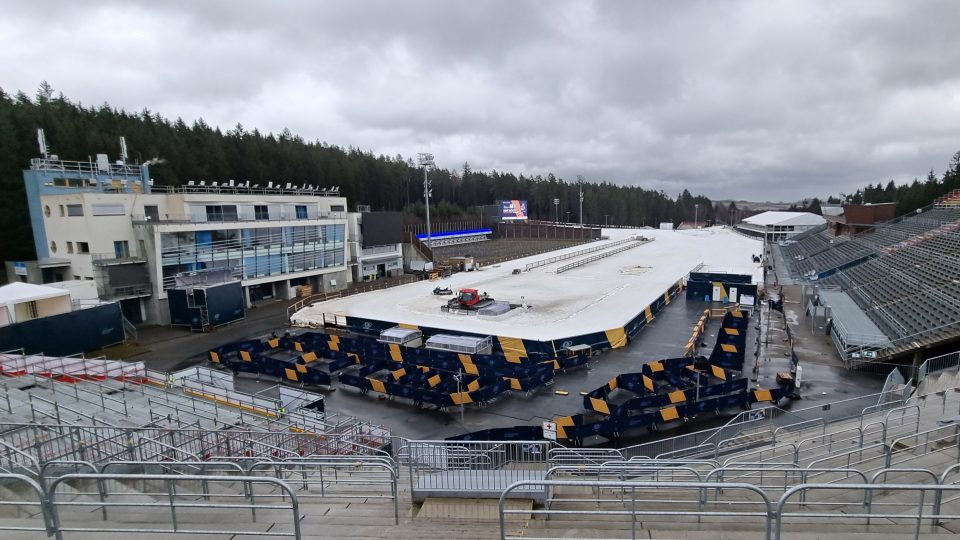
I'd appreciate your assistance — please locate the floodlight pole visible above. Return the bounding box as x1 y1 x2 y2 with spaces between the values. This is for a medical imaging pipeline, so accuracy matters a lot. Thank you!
554 198 559 224
578 182 584 228
695 203 699 229
418 153 435 246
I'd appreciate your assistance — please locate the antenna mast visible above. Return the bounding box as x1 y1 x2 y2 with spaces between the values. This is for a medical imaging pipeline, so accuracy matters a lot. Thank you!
37 129 49 159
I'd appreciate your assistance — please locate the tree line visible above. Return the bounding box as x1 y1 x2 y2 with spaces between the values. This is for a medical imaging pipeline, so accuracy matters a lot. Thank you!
837 157 960 215
0 84 715 261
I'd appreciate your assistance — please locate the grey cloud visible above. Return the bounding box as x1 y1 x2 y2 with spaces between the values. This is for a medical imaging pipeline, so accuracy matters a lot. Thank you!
2 0 960 201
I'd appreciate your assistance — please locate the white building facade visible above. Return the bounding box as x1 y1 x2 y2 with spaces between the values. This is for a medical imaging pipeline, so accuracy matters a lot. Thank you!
18 156 352 325
735 211 827 243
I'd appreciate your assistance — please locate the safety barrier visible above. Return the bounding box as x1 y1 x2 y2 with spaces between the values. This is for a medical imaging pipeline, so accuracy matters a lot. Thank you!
546 447 623 466
706 466 869 501
555 237 650 274
0 422 391 468
47 473 302 538
887 424 960 468
500 480 773 540
399 439 551 502
918 350 960 384
248 457 399 524
523 236 639 272
775 483 960 540
499 479 960 540
0 473 55 536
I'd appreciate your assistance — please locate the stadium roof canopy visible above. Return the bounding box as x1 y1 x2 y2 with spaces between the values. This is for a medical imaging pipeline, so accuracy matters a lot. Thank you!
742 211 826 227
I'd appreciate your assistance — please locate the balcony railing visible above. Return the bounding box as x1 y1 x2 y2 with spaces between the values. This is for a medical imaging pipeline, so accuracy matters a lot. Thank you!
30 158 144 177
132 212 346 225
149 183 341 197
100 283 152 299
92 252 147 266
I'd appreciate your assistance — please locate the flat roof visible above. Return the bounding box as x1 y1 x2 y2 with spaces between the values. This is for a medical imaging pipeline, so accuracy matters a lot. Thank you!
742 211 826 227
0 282 70 305
293 227 762 342
379 327 422 340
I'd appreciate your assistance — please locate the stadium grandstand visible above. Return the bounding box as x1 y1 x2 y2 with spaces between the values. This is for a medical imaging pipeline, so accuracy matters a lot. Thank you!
772 190 960 367
2 205 960 538
2 343 960 538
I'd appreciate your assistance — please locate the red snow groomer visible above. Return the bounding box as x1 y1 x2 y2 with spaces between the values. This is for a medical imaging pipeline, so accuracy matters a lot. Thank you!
447 288 495 311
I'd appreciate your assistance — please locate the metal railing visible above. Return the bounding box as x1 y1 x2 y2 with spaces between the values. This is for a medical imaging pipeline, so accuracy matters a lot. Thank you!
0 473 56 536
149 182 341 197
499 479 960 540
918 350 960 385
775 483 960 540
500 480 773 540
398 439 552 501
523 236 636 271
30 157 143 177
555 237 650 274
248 457 399 524
47 473 302 538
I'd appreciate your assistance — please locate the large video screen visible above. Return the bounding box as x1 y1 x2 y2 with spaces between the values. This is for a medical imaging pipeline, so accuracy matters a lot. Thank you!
500 199 528 221
361 212 404 247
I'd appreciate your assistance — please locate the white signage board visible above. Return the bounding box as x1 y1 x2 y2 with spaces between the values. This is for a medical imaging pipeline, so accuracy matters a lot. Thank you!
542 421 557 440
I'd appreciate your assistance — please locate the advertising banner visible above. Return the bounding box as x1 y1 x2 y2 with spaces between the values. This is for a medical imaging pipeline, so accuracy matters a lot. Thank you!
500 199 528 220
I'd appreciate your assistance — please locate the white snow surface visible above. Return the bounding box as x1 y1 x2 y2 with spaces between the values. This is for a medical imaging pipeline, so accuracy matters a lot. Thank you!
292 227 762 342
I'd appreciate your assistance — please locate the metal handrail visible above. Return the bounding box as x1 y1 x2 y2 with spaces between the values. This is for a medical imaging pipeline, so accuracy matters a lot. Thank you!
545 464 703 482
621 457 721 469
0 473 56 536
886 423 960 468
655 442 717 460
523 236 637 271
0 438 41 474
38 459 99 482
775 483 960 540
47 473 302 538
724 442 798 466
805 442 886 471
771 418 826 443
99 460 245 476
248 458 399 524
500 480 773 540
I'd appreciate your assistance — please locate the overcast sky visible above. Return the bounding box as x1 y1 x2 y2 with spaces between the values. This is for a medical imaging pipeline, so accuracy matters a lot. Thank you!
2 1 959 201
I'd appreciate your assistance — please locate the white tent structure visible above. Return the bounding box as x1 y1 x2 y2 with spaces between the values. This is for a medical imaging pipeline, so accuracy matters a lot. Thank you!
736 211 826 242
0 282 72 327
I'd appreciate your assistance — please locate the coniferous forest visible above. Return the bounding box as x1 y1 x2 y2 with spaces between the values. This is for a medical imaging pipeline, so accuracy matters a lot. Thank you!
0 85 714 261
2 84 959 261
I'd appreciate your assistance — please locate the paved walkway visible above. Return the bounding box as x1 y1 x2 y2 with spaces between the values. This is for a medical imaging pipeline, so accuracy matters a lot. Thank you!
130 299 292 372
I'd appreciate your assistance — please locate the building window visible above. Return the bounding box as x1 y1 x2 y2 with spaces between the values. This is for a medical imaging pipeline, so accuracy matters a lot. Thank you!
59 205 65 217
205 205 223 221
331 205 345 212
255 205 270 220
91 203 126 216
44 205 51 217
67 241 74 254
144 205 160 221
114 240 130 258
296 205 308 219
66 204 84 217
50 241 57 253
205 205 237 222
26 301 38 319
77 242 90 254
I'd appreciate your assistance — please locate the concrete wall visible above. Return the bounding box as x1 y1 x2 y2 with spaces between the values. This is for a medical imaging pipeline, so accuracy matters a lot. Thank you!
4 261 44 284
843 203 897 225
